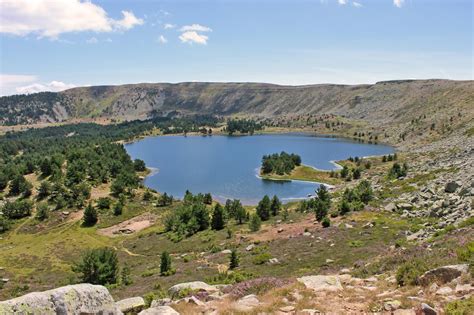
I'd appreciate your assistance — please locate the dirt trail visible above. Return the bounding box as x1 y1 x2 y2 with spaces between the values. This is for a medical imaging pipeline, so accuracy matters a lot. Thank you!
97 212 157 237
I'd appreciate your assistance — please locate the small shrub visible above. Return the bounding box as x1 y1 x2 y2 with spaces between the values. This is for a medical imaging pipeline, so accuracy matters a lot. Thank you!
445 296 474 315
396 259 428 286
253 252 272 265
321 216 331 228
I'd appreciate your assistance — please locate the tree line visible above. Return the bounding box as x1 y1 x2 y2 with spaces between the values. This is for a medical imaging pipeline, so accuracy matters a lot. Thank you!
261 152 302 175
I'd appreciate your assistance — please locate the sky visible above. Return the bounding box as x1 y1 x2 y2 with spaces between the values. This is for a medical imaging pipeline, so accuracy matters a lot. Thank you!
0 0 472 95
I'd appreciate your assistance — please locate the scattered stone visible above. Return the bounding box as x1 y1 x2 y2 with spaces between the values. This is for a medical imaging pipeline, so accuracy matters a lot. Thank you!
397 203 413 210
420 303 437 315
303 232 311 236
269 258 280 264
340 268 351 274
394 310 416 315
277 228 284 233
116 296 145 314
297 275 343 292
234 294 260 312
221 249 232 254
445 181 460 193
184 296 205 306
325 259 334 264
455 283 474 294
300 309 320 315
0 284 121 314
279 305 295 313
385 203 397 212
418 264 469 286
151 298 172 307
139 306 180 315
436 286 453 295
344 223 354 229
384 300 401 311
1 278 9 283
246 244 255 251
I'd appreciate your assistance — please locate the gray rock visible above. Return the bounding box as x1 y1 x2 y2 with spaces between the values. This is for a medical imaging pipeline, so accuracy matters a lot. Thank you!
233 294 260 312
116 297 145 314
139 306 180 315
245 244 255 251
435 286 453 295
168 281 217 296
445 181 460 193
384 300 401 311
419 264 469 286
297 275 343 292
0 283 122 315
150 298 172 307
420 303 437 315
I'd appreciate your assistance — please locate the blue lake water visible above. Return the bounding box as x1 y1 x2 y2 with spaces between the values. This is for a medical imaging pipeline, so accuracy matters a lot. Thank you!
125 134 394 205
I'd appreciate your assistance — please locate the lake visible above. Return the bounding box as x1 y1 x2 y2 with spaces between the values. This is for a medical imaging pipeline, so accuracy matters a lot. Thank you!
125 134 394 204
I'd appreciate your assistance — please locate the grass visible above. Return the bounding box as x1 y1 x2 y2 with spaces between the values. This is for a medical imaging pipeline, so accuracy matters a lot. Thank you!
259 164 342 185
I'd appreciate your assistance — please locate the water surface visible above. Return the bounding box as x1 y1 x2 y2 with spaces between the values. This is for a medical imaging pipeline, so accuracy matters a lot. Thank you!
125 134 393 204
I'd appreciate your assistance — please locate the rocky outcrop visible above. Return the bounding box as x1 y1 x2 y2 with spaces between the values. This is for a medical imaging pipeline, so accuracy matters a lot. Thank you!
0 283 122 314
297 275 343 292
168 281 218 296
116 296 146 314
418 264 469 286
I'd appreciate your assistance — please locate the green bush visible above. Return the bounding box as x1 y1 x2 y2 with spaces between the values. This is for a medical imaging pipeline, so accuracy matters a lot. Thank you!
207 271 253 285
253 252 272 265
321 216 331 228
396 259 428 286
73 247 119 285
445 296 474 315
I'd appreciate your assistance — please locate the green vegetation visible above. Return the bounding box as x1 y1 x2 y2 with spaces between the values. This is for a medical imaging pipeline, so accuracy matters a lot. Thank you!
388 162 408 179
229 249 239 269
225 118 264 135
261 152 301 175
73 247 119 285
338 180 373 215
445 297 474 315
396 259 428 286
298 185 331 223
160 251 174 276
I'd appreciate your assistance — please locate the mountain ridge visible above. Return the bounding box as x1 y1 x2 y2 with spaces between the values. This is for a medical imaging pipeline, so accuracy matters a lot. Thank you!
1 79 472 127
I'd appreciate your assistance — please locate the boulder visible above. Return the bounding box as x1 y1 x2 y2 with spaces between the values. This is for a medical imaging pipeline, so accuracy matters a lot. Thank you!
420 303 437 315
116 297 145 314
233 294 260 312
138 306 180 315
445 181 460 193
0 283 121 314
168 281 217 296
384 300 401 311
419 264 469 286
297 275 343 292
435 286 453 295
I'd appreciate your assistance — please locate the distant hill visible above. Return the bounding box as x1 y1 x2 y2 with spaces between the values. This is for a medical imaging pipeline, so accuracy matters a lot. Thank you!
0 80 473 126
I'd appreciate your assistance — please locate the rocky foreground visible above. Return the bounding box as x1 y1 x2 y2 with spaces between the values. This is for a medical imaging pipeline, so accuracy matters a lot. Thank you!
1 262 472 314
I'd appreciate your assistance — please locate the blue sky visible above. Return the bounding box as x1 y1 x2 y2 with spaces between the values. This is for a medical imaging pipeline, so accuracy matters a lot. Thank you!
0 0 472 95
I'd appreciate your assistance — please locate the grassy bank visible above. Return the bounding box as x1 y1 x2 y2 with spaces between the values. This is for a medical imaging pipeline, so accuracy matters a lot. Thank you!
259 164 342 186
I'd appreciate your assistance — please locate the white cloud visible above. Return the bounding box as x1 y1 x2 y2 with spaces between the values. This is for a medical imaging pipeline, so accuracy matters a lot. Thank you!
179 24 212 32
16 81 76 94
338 0 347 5
158 35 168 44
86 37 98 44
164 23 175 29
0 0 143 38
179 31 209 45
393 0 405 8
352 1 363 7
113 10 144 30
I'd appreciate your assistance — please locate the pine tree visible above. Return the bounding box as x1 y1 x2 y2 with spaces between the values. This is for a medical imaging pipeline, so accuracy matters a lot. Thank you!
256 195 271 221
203 193 213 205
249 213 262 232
211 203 225 230
35 203 49 221
229 249 239 269
83 203 98 226
160 251 173 276
270 195 281 216
121 264 132 285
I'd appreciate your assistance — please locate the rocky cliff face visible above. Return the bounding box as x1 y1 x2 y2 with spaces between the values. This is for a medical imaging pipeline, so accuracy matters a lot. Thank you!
1 80 472 126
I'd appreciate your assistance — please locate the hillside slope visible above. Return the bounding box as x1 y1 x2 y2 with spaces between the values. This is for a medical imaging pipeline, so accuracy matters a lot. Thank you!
1 80 472 126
